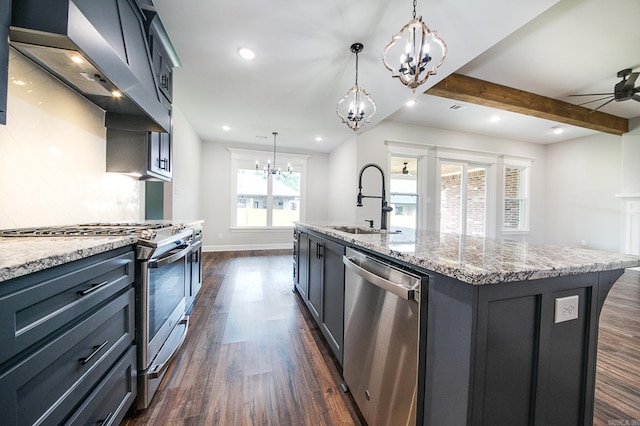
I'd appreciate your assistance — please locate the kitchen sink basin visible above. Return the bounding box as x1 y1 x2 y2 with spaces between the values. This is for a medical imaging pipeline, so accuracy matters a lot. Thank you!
329 225 401 235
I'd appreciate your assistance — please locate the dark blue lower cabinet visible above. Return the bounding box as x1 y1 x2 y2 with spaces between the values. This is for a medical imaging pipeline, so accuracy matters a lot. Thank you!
0 247 137 425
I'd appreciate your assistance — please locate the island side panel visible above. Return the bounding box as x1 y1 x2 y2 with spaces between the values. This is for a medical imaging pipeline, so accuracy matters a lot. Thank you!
471 271 621 426
423 274 477 425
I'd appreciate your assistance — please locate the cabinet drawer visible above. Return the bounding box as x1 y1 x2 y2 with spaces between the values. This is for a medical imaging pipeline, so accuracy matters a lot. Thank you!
0 248 134 364
0 288 135 426
64 345 137 426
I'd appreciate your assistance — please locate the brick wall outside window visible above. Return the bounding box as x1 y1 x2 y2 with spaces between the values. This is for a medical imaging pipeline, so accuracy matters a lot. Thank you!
440 169 486 235
504 167 523 229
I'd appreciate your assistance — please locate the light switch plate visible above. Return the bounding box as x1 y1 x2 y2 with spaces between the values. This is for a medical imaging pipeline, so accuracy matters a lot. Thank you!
554 295 579 323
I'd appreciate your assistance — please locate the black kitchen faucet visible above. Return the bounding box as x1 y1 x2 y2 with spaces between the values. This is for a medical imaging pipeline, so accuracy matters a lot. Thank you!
356 163 393 230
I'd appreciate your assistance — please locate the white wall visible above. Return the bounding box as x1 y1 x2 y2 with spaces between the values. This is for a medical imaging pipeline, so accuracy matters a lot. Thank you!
0 50 142 228
328 134 357 224
200 139 330 251
544 133 622 252
621 118 640 194
164 106 202 221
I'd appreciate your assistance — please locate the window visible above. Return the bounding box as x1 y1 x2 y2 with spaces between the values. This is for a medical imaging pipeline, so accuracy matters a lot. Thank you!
503 162 530 232
229 148 308 228
389 156 418 231
439 162 488 236
386 141 532 237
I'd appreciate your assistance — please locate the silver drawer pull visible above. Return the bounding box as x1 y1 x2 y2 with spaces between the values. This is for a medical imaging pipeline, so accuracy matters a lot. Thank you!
79 340 109 365
77 280 109 296
99 412 114 425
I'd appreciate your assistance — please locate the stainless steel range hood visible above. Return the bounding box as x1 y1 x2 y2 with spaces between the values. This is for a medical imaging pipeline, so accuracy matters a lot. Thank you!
10 0 171 132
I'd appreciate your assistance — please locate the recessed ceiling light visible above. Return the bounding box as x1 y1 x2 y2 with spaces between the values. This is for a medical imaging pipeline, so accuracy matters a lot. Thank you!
552 126 565 135
449 104 465 110
315 136 323 142
238 47 255 60
406 99 417 107
490 115 501 123
221 125 231 131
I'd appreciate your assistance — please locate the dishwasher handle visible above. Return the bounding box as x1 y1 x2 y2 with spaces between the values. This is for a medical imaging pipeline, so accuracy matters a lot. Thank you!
343 255 415 301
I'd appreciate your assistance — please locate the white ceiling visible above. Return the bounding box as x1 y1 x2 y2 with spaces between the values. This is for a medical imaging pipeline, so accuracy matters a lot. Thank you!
154 0 640 153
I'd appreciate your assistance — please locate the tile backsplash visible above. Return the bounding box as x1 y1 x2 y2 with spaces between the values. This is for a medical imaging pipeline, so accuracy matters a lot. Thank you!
0 49 142 229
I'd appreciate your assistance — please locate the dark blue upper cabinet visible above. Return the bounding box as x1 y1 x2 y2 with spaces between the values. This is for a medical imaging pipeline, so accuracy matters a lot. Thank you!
10 0 171 132
0 0 9 125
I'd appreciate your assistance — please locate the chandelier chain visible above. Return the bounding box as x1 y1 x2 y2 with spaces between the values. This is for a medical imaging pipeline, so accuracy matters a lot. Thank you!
354 51 359 86
272 132 277 171
412 0 417 19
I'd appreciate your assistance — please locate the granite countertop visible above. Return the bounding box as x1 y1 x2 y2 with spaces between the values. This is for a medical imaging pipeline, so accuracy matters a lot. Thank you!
297 223 640 285
0 236 138 283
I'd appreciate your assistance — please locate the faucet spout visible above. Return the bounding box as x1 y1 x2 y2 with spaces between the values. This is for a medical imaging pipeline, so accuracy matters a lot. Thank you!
357 163 393 230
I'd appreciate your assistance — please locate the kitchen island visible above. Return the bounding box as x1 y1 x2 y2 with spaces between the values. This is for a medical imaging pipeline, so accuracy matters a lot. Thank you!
295 223 640 426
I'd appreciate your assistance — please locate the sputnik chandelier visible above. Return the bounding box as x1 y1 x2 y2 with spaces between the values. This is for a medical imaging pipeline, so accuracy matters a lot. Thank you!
382 0 447 91
336 42 376 132
256 132 292 177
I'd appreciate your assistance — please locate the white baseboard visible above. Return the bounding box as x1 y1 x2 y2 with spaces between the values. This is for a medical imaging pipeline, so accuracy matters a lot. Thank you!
203 243 293 252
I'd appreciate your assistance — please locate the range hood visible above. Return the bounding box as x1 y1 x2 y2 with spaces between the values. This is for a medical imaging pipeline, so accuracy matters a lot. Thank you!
10 0 171 132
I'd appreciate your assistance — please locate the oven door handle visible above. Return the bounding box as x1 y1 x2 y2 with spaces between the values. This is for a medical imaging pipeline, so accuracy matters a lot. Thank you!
147 316 189 379
148 244 191 268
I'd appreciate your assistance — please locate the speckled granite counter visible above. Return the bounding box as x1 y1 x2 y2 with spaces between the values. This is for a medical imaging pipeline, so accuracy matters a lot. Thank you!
0 236 137 283
297 223 640 285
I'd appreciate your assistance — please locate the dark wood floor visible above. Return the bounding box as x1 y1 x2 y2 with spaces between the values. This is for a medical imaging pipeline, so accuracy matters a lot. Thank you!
123 251 362 425
123 252 640 425
594 268 640 425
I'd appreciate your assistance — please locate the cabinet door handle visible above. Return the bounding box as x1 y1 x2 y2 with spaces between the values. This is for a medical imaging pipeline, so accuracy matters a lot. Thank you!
99 412 114 425
159 158 168 170
77 280 109 296
79 340 109 365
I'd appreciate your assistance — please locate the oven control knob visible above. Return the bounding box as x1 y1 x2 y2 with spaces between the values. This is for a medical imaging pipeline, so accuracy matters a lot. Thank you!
140 229 157 240
171 225 186 234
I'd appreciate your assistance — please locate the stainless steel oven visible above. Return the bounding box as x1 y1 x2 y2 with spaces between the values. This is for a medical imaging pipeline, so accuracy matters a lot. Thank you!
135 227 192 410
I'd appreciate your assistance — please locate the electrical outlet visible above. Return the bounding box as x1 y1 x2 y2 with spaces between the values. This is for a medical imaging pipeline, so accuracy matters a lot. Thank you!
554 295 579 323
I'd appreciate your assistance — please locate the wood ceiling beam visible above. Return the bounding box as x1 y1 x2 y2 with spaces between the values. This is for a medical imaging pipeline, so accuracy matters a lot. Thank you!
425 74 628 136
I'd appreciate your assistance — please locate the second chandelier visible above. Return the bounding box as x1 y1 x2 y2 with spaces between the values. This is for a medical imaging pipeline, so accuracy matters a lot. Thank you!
336 42 376 132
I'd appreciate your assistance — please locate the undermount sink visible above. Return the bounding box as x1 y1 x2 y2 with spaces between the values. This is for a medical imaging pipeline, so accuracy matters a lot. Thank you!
329 225 401 235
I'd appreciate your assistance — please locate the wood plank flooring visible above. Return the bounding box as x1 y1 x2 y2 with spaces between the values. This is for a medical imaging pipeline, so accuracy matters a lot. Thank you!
594 268 640 425
122 251 362 425
122 252 640 425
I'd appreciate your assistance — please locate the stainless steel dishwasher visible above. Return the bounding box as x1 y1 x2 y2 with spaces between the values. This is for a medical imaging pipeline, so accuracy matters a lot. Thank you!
342 247 427 426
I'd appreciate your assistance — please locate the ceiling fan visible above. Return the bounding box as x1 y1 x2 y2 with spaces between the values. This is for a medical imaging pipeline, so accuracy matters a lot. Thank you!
569 68 640 112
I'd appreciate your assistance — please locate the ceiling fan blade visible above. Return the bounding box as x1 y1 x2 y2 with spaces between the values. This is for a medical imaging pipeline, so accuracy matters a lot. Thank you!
622 72 639 91
576 95 614 107
568 93 613 97
589 97 616 113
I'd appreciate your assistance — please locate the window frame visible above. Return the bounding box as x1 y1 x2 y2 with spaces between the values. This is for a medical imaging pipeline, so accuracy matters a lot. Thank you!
228 147 309 230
